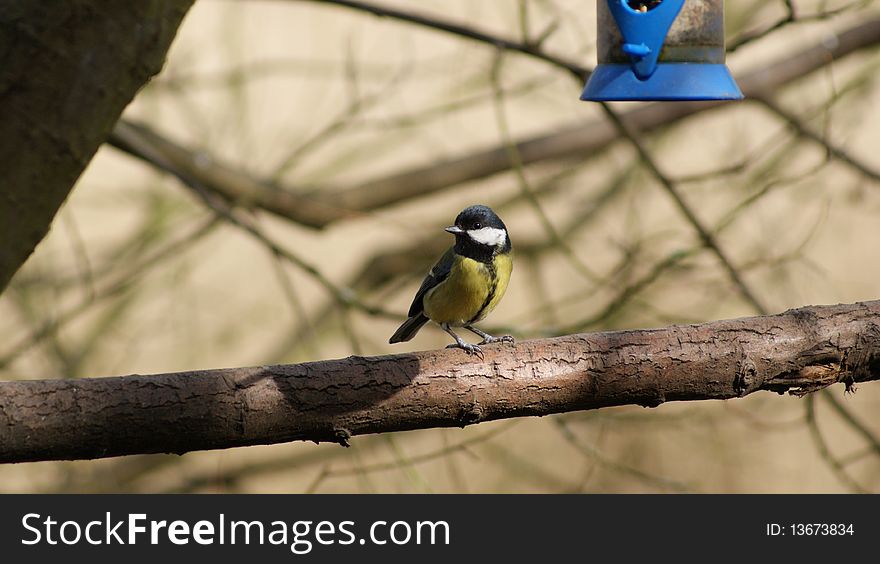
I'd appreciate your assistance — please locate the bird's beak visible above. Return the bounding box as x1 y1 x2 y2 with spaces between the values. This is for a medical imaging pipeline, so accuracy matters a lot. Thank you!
445 225 464 235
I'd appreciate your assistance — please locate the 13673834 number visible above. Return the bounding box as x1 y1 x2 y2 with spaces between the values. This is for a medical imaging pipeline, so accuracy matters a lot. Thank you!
790 523 854 536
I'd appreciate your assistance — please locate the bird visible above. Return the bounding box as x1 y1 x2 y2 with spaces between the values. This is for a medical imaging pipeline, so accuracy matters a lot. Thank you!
389 204 514 358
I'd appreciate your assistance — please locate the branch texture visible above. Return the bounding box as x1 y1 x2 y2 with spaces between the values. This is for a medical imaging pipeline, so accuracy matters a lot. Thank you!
0 0 193 293
2 301 880 464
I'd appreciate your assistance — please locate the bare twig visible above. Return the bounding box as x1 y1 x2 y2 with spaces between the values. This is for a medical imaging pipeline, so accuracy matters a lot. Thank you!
821 390 880 458
554 419 691 492
728 0 868 52
490 53 599 282
293 0 590 81
755 97 880 184
323 422 516 478
598 104 769 315
0 216 221 370
805 395 869 493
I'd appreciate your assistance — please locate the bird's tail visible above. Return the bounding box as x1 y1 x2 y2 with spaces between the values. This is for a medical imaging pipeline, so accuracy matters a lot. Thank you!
389 314 429 343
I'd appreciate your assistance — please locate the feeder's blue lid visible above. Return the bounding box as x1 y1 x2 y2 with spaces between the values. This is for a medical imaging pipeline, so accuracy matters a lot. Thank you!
581 63 744 102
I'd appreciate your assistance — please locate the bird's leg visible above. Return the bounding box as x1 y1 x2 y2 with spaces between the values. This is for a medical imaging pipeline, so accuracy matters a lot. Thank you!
466 325 515 346
442 324 483 359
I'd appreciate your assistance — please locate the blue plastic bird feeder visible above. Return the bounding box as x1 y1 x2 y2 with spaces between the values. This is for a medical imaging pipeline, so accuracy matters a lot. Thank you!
581 0 743 101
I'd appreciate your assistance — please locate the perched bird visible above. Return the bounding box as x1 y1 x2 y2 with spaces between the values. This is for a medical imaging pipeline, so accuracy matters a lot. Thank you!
389 205 514 357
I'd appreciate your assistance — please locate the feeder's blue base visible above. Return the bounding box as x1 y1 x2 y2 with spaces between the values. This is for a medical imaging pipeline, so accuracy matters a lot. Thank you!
581 63 744 102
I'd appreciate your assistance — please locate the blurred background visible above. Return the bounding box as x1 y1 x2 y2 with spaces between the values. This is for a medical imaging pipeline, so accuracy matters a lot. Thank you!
1 0 879 493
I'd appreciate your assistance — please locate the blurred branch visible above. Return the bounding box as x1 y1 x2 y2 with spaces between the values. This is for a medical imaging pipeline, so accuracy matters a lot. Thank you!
162 436 388 494
319 18 880 212
728 0 798 53
554 418 690 492
320 422 516 480
3 300 880 463
269 62 408 179
108 19 880 228
367 15 880 179
754 97 880 183
821 389 880 458
490 54 599 282
548 155 794 334
292 0 590 80
727 0 868 52
805 394 869 493
561 248 695 334
598 103 769 314
108 119 398 322
108 121 361 229
478 440 578 492
0 216 220 370
0 1 194 294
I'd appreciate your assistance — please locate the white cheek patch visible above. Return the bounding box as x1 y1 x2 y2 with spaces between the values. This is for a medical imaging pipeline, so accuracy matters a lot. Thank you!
467 226 507 246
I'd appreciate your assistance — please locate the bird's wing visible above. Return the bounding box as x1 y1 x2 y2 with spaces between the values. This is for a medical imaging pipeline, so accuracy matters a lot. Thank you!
407 246 455 318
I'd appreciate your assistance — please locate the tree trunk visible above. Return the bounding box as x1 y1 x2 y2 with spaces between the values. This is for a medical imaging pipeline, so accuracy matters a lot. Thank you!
0 0 194 293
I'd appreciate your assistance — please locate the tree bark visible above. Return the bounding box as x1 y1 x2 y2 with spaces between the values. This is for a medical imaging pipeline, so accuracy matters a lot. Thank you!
2 300 879 464
0 0 194 294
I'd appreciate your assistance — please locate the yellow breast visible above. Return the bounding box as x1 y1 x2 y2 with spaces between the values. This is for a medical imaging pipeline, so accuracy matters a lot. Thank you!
478 252 512 321
423 253 512 327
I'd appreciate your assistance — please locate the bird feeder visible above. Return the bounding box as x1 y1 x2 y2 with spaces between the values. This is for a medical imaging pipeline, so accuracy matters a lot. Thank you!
581 0 743 101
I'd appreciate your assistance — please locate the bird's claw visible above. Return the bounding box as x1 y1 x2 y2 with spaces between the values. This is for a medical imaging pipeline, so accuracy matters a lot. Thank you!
478 334 515 346
446 342 484 359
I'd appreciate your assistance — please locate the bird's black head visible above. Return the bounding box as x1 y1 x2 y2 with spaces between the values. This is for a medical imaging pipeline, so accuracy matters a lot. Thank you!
445 205 511 262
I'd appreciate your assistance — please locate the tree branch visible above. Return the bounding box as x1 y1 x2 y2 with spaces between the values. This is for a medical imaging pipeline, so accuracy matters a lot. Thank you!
108 120 361 229
0 0 194 293
2 300 879 464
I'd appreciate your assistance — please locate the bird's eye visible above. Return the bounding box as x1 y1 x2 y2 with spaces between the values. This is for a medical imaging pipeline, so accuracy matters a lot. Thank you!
474 222 482 229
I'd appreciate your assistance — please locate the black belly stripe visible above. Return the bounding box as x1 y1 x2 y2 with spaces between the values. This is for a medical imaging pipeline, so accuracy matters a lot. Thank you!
468 261 497 324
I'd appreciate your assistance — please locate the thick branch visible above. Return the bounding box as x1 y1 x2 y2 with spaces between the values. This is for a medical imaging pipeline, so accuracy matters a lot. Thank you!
108 120 359 229
2 300 880 464
0 1 193 293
